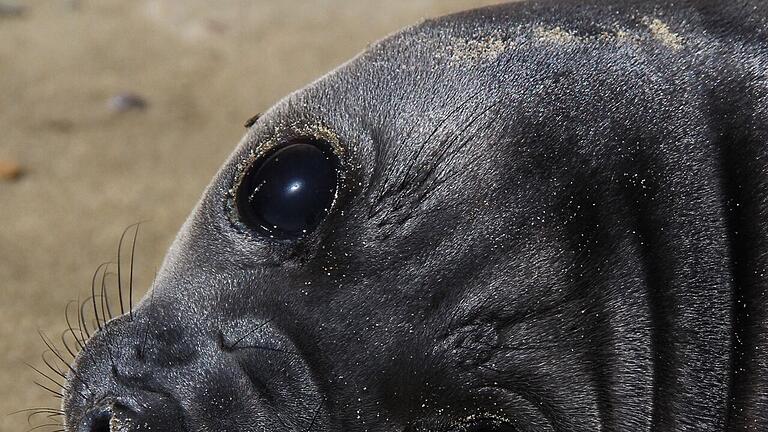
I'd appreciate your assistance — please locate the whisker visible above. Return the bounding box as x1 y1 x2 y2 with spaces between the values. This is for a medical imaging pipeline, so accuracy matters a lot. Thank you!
303 401 322 432
64 300 85 351
128 223 141 321
38 333 71 375
36 350 90 402
38 352 67 382
78 295 92 340
100 269 111 325
26 422 64 432
25 362 64 392
117 227 127 317
229 318 274 350
33 381 64 399
9 408 65 416
90 263 110 331
116 223 142 319
102 270 115 321
9 408 64 427
38 331 93 396
60 328 82 360
97 272 123 373
28 409 63 424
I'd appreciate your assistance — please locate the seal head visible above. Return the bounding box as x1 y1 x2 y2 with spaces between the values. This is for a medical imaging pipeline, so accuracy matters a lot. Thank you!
61 1 768 431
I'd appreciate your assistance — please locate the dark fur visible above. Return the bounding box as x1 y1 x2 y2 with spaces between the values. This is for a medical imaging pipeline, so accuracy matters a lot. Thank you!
61 1 767 431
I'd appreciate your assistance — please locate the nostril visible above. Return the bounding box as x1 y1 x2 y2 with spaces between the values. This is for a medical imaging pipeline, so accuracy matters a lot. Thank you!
87 408 111 432
79 402 140 432
76 393 187 432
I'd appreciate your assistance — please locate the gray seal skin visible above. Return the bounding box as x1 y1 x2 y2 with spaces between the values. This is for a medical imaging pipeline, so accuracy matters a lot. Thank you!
60 0 768 431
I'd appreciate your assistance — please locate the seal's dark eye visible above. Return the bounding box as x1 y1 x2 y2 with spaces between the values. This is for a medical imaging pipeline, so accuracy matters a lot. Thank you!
236 140 338 239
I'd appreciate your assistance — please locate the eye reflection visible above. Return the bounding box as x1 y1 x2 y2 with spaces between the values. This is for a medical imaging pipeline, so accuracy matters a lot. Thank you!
287 181 303 194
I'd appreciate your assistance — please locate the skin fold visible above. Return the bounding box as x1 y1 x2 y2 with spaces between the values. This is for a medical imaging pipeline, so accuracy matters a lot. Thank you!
59 1 767 431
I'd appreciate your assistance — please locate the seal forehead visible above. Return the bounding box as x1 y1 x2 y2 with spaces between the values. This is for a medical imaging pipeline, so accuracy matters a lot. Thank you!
358 2 693 71
212 2 713 262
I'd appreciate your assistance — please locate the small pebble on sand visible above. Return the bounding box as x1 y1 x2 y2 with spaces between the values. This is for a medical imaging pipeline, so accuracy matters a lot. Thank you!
0 159 22 181
108 92 148 112
0 2 24 17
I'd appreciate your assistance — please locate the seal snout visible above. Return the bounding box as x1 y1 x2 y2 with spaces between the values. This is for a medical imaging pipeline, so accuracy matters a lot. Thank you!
64 312 192 432
64 305 330 432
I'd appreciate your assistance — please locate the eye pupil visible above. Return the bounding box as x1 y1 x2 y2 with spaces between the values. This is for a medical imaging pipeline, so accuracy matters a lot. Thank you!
236 141 338 239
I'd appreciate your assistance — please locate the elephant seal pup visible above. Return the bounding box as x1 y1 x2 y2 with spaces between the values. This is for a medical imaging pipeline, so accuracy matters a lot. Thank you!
61 0 767 431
